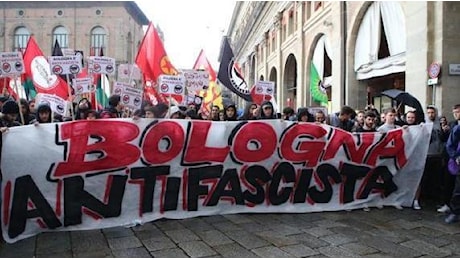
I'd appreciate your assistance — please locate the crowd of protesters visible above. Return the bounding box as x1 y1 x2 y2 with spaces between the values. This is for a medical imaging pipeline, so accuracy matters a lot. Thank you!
1 93 460 223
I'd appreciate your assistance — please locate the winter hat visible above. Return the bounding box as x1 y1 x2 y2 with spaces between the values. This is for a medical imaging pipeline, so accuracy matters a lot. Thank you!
2 100 19 114
169 106 181 117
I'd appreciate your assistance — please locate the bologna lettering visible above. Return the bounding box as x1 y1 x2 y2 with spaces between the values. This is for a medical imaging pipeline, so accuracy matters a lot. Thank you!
1 120 432 243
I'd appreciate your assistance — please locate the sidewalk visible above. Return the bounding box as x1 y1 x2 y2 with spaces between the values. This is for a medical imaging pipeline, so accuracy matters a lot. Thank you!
1 204 460 257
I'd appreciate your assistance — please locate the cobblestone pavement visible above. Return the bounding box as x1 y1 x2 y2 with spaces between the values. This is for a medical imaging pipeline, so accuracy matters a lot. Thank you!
1 203 460 257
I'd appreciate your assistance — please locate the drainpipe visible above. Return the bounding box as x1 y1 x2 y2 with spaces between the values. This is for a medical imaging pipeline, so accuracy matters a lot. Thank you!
340 1 347 106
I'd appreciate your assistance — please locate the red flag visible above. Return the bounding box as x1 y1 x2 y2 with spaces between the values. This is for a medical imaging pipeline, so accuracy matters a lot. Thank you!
193 49 217 81
135 22 178 81
135 22 180 104
23 36 70 100
192 50 223 115
0 78 19 100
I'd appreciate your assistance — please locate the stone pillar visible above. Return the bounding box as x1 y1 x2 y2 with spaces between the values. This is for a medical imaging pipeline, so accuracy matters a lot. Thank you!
440 1 460 117
274 12 283 109
405 2 430 110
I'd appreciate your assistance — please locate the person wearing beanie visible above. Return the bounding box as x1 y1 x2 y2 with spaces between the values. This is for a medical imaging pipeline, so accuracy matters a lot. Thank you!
0 100 21 130
152 103 169 118
168 105 185 119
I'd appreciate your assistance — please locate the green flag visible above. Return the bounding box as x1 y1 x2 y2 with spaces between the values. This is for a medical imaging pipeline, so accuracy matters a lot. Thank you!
309 62 328 105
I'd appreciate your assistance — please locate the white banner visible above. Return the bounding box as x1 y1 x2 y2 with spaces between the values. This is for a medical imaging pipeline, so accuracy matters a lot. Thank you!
158 74 185 95
255 81 275 96
118 64 141 80
1 121 432 243
72 77 94 95
182 69 209 95
49 56 82 75
113 82 143 110
34 93 68 116
0 52 25 76
88 56 116 75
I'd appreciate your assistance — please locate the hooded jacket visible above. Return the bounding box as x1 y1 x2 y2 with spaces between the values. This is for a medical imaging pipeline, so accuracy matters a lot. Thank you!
425 106 445 156
257 101 277 120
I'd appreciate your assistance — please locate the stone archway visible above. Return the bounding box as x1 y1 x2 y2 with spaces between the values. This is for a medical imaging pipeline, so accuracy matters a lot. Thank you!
283 54 297 109
348 2 406 112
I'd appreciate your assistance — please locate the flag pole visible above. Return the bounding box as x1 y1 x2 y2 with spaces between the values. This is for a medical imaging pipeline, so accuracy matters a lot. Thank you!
12 75 25 125
95 74 99 112
65 74 75 121
2 77 7 96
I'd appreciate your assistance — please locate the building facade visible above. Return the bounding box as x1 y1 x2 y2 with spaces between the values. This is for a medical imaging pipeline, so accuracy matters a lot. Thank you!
225 1 460 118
0 1 148 64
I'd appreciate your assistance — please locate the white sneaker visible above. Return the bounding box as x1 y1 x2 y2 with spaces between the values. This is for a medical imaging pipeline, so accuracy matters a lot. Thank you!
413 200 421 210
394 204 403 210
437 204 450 213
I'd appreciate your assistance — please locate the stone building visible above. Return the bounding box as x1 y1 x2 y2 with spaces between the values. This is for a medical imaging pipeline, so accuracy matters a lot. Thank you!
225 1 460 118
0 1 148 64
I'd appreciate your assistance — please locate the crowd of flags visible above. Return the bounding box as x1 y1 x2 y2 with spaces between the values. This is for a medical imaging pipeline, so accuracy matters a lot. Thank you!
2 20 279 116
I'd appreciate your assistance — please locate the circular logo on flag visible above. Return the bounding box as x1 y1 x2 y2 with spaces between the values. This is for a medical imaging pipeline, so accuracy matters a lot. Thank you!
52 65 63 75
56 104 65 114
89 85 95 92
106 65 114 74
31 56 58 90
14 61 23 72
134 97 141 106
194 97 202 105
69 64 80 74
266 87 273 94
174 85 183 94
93 63 101 73
114 88 122 95
256 86 263 94
160 56 177 74
2 62 11 72
122 94 130 104
77 85 83 93
160 84 169 93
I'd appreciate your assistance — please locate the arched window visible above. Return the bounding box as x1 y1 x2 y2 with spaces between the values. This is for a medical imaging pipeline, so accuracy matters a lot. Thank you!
14 27 30 52
90 26 106 55
53 26 69 48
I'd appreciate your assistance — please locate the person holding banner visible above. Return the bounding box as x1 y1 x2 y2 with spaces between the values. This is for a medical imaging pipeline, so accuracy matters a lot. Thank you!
239 103 258 121
297 108 315 122
100 94 124 118
223 104 238 121
328 105 355 132
75 98 92 120
30 103 56 124
17 98 36 125
354 111 378 132
210 105 220 121
256 101 277 120
0 100 21 130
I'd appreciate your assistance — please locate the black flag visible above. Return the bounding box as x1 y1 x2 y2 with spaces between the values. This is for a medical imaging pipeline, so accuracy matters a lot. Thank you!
51 39 68 81
52 39 64 56
217 37 252 101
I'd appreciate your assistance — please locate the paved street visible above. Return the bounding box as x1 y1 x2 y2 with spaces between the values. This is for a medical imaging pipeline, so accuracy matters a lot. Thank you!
1 202 460 257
